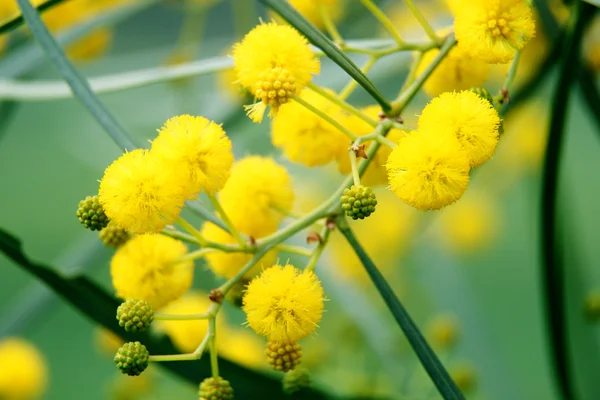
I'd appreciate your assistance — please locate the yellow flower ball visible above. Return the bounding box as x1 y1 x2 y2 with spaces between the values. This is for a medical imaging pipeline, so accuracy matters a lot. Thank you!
271 89 348 167
453 0 536 63
99 149 187 234
110 234 194 309
219 156 295 238
416 46 490 97
285 0 345 30
151 115 233 197
233 22 320 122
0 338 47 400
201 222 278 279
386 130 470 210
418 91 500 168
154 292 213 353
243 264 325 342
336 105 408 186
438 193 499 253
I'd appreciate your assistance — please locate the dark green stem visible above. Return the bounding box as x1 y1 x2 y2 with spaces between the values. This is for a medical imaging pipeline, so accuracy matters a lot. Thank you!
0 0 67 34
337 218 464 400
540 2 591 399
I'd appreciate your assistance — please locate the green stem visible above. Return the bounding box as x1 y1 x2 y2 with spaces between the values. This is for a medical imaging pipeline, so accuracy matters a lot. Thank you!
390 34 456 116
291 94 358 140
149 332 210 362
179 248 216 262
307 82 377 127
176 217 208 247
208 318 219 378
317 2 343 45
400 52 424 93
339 56 377 100
502 51 521 92
337 217 464 400
403 0 439 42
349 149 361 186
361 0 404 46
276 244 312 257
305 225 332 272
218 246 273 295
207 193 245 248
154 311 211 320
161 227 201 245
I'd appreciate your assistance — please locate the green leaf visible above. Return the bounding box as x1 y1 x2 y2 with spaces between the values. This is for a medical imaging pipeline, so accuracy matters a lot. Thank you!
259 0 391 112
0 0 68 35
16 0 138 151
0 227 376 400
583 0 600 6
336 218 465 400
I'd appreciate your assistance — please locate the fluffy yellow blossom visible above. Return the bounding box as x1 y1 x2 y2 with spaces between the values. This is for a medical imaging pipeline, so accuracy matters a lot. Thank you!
418 91 500 168
336 105 408 186
218 327 267 370
151 115 233 197
0 338 47 400
271 89 348 167
386 130 470 210
219 156 295 238
111 235 193 309
201 222 278 279
99 149 187 234
285 0 345 30
233 22 320 122
454 0 535 63
438 193 499 252
416 46 490 97
243 264 325 342
154 292 213 353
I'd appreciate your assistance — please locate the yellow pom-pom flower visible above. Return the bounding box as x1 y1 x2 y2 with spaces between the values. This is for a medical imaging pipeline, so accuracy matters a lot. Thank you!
111 235 193 309
233 22 320 122
271 89 348 167
386 130 470 210
286 0 345 30
99 149 187 234
416 47 490 97
154 292 213 353
336 105 407 186
418 91 501 168
151 115 233 198
201 222 278 279
453 0 535 63
219 156 295 238
0 338 47 400
243 264 325 342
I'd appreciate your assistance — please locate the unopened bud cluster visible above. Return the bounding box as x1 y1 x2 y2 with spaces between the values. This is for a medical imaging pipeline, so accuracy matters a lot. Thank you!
283 367 311 394
340 185 377 220
117 299 154 333
99 222 131 247
114 342 149 376
266 341 302 372
198 377 234 400
76 195 109 231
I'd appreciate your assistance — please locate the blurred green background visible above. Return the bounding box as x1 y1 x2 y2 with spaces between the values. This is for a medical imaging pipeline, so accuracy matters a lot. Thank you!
1 0 600 399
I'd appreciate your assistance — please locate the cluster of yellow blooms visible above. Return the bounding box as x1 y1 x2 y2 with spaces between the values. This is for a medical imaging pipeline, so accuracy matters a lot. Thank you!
61 0 541 397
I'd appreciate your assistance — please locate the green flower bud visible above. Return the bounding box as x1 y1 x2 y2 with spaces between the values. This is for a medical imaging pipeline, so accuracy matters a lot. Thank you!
340 185 377 220
99 222 131 248
76 195 109 231
283 367 311 394
117 299 154 333
198 377 234 400
114 342 149 376
266 341 302 372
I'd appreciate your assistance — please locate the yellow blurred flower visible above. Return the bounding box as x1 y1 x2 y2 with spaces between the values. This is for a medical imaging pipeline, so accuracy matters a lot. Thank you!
218 326 267 370
0 338 47 400
286 0 345 30
94 328 124 356
426 314 459 350
584 15 600 71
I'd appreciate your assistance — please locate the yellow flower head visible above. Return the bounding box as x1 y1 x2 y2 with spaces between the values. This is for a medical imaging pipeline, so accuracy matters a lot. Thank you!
233 22 320 122
151 115 233 197
386 130 470 210
454 0 535 63
0 338 47 400
285 0 345 30
110 234 194 309
272 88 348 167
416 46 490 97
243 264 325 342
219 156 295 238
99 149 187 234
418 91 501 168
154 292 213 353
336 105 408 186
200 222 278 279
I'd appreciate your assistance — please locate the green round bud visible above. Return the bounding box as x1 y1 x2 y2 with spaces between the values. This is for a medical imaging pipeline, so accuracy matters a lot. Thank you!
283 367 311 394
117 299 154 333
114 342 149 376
76 195 109 231
99 222 131 248
266 341 302 372
198 376 234 400
339 185 377 220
